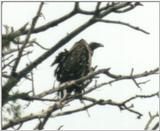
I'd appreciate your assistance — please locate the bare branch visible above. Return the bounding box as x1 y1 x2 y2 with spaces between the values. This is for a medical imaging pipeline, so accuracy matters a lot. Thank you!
30 71 35 95
2 51 32 70
33 95 69 130
2 44 32 56
114 2 143 13
81 96 143 118
3 91 158 129
95 18 150 34
2 2 77 39
11 2 44 75
3 2 144 106
81 92 158 119
122 92 159 104
35 67 159 99
33 41 49 50
144 112 159 130
4 67 159 105
2 2 44 106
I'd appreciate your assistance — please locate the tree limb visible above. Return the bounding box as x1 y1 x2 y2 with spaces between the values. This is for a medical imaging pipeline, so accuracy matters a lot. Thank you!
95 18 149 34
2 91 158 129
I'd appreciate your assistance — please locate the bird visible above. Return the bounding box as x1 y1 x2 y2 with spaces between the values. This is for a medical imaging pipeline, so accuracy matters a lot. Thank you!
51 39 103 98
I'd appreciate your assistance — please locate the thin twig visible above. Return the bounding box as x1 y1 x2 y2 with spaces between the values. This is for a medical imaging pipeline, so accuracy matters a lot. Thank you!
35 67 159 99
2 51 32 70
11 2 44 75
2 91 158 129
95 18 150 34
2 44 32 56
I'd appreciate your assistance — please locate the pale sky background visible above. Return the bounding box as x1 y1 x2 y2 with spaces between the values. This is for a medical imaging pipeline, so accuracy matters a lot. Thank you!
2 2 159 130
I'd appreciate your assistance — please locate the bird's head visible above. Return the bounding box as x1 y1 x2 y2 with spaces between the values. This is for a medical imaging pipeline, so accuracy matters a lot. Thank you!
89 42 104 51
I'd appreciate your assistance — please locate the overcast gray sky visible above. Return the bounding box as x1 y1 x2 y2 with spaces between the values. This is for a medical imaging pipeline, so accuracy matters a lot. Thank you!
2 2 159 130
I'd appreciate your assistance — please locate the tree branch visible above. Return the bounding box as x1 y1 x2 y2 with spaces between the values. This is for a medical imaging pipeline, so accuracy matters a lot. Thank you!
35 67 159 99
95 18 149 34
2 2 145 106
6 67 158 103
11 2 44 75
2 2 78 39
2 91 158 129
144 112 159 130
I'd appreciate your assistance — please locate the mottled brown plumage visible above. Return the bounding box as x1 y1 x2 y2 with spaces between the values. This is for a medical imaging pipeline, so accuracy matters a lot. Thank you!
51 39 103 98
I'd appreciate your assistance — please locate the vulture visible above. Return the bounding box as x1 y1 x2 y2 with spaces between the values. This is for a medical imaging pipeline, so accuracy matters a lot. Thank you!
51 39 103 98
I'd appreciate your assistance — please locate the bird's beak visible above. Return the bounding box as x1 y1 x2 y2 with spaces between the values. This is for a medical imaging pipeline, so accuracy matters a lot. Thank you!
99 43 104 47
